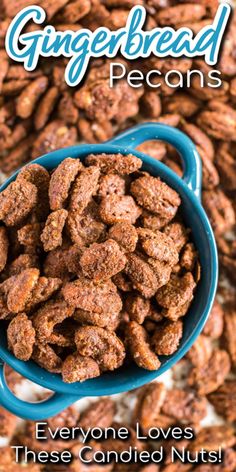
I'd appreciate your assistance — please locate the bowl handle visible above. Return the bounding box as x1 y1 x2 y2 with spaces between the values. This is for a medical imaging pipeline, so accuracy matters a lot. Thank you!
0 361 79 420
107 123 202 199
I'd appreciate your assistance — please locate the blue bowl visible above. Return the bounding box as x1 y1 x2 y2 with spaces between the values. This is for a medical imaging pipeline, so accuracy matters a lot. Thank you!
0 123 218 420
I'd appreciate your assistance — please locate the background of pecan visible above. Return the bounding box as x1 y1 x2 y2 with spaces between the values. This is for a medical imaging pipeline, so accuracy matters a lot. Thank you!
0 0 236 470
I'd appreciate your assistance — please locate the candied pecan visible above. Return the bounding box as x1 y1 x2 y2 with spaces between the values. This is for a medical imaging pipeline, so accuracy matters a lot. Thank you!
197 101 236 141
132 382 174 432
131 175 181 219
164 94 200 118
74 80 122 122
188 349 231 395
208 380 236 423
222 309 236 370
141 210 170 231
216 143 236 191
203 299 224 339
31 120 78 159
186 334 212 367
181 122 214 162
137 228 179 265
43 245 71 279
0 226 8 272
86 153 142 175
161 388 207 424
98 174 126 198
156 273 196 316
16 76 49 119
140 91 162 118
99 195 142 225
152 320 183 356
220 255 236 284
108 222 138 253
137 141 167 161
0 406 17 438
78 117 114 143
125 294 150 324
75 326 125 371
156 4 206 26
79 398 116 429
16 163 50 219
125 321 161 370
32 343 62 373
34 86 59 130
62 278 122 314
40 209 68 252
25 276 62 311
74 306 120 330
0 135 35 175
112 271 133 292
180 243 198 271
17 223 43 248
67 200 106 246
202 189 235 235
0 179 37 227
7 268 39 313
33 299 74 344
49 157 82 211
62 352 100 383
7 313 35 361
57 92 79 124
124 253 159 298
69 166 100 213
190 425 236 452
80 239 127 282
163 222 189 252
7 254 39 277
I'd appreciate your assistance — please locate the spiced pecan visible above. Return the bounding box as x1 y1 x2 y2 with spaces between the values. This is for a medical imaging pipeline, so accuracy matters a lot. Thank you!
161 388 207 424
131 175 181 219
75 325 126 371
202 189 235 235
152 320 183 356
203 299 224 339
62 352 100 383
108 223 138 253
63 277 122 315
80 239 126 282
137 228 179 265
98 174 126 198
7 313 36 361
33 299 74 344
99 195 142 225
16 76 49 119
49 157 82 211
0 178 37 227
0 226 8 272
208 380 236 423
86 153 142 175
132 382 170 432
124 253 159 298
188 349 231 395
125 321 161 370
40 209 68 252
69 166 100 213
186 334 212 368
79 398 116 429
222 308 236 370
67 200 106 246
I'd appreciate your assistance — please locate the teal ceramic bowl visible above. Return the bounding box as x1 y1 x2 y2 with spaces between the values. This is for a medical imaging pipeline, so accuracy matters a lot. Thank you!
0 123 218 420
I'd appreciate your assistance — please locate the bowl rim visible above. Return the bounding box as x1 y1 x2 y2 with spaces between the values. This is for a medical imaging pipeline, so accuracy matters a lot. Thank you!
0 143 218 395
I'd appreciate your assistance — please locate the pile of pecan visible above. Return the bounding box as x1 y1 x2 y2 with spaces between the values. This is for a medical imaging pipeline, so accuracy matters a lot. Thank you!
0 153 200 381
0 362 236 471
